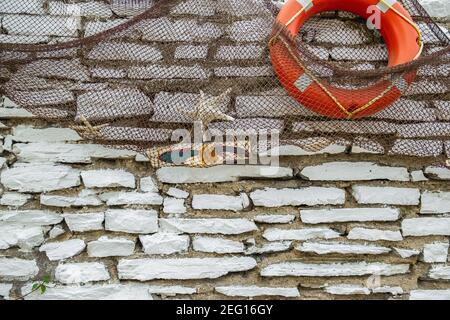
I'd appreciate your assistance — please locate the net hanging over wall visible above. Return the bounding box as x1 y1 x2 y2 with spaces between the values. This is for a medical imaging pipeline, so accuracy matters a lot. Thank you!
0 0 449 167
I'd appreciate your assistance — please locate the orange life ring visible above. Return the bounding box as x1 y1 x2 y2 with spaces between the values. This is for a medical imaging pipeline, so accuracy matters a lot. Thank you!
270 0 422 119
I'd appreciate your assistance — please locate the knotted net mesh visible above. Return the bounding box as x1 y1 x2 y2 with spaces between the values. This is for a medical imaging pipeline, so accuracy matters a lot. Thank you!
0 0 449 166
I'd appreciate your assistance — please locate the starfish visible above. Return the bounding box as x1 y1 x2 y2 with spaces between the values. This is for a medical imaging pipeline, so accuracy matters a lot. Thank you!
181 89 234 127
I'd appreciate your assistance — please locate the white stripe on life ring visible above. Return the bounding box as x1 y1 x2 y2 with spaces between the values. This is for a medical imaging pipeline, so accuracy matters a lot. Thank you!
296 0 313 11
294 74 313 92
377 0 397 13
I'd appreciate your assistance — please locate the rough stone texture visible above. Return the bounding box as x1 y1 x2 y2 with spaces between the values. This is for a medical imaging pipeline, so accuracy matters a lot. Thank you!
105 209 158 234
81 170 135 188
422 242 449 263
402 218 450 236
215 286 300 298
421 191 450 214
39 239 86 261
300 208 400 224
64 213 104 232
140 233 189 255
87 237 135 257
351 186 420 205
0 258 39 280
55 262 110 284
160 218 257 235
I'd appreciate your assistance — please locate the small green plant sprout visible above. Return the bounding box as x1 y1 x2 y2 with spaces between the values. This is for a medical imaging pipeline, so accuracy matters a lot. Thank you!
32 275 50 295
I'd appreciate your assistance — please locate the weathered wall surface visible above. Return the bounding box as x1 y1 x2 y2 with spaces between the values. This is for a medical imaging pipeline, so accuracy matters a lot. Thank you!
1 0 450 300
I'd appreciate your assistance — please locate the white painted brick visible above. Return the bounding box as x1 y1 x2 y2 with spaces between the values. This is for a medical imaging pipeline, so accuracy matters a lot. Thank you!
227 18 270 42
410 289 450 300
314 20 369 45
88 42 162 62
0 224 44 250
100 192 163 206
193 237 244 254
402 218 450 236
245 241 292 255
105 209 158 234
49 225 65 239
42 193 102 208
12 125 81 142
129 64 210 80
0 258 39 280
1 164 80 193
0 0 45 14
261 262 409 277
192 194 248 211
300 208 400 224
139 233 189 255
55 262 110 284
394 248 420 258
351 186 420 205
215 286 299 298
429 265 450 280
253 214 295 224
0 192 31 207
347 227 403 242
39 239 86 261
147 286 196 296
425 166 450 180
87 237 135 258
296 241 391 255
163 197 186 214
81 170 135 188
22 284 152 300
171 0 216 16
118 257 257 280
421 191 450 214
156 165 293 183
0 283 12 299
166 188 189 199
64 213 104 232
215 44 264 60
263 228 341 241
300 162 409 181
174 45 208 60
423 242 449 263
331 45 388 61
140 176 159 193
84 19 126 37
214 65 273 77
325 284 370 295
3 15 80 37
419 0 450 18
49 2 112 18
250 187 345 207
411 170 429 182
160 218 257 235
0 210 62 226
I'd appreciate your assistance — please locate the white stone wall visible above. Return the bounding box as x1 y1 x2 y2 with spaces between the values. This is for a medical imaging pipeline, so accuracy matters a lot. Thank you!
0 0 450 300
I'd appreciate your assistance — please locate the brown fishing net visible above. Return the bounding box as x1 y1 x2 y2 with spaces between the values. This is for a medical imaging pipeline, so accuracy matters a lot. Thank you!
0 0 449 166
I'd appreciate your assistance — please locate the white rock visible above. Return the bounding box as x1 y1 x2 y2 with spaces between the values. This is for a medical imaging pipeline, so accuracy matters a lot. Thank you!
160 218 257 235
163 197 186 214
418 0 450 18
300 162 409 181
423 242 449 263
64 213 104 232
216 286 300 298
325 284 370 295
105 209 158 234
394 248 420 258
372 286 404 295
192 194 248 211
351 186 420 205
0 283 12 299
428 265 450 280
402 218 450 236
49 225 65 239
253 214 295 224
0 192 31 207
140 176 159 192
39 239 86 261
1 164 80 192
41 193 102 207
421 191 450 214
156 165 293 183
348 227 403 241
0 258 39 280
411 170 428 182
250 187 345 207
118 257 257 280
87 236 135 257
410 289 450 300
301 208 400 224
261 262 409 277
22 284 153 300
0 224 44 250
81 170 135 188
296 241 391 255
148 286 196 296
166 187 189 199
245 241 292 255
55 262 110 284
193 237 244 254
263 228 341 241
0 107 33 118
424 166 450 180
101 192 163 206
12 125 81 142
139 233 189 255
0 210 62 226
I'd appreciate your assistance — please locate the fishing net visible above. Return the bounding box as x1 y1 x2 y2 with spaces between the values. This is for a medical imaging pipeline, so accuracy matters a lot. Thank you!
0 0 449 167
